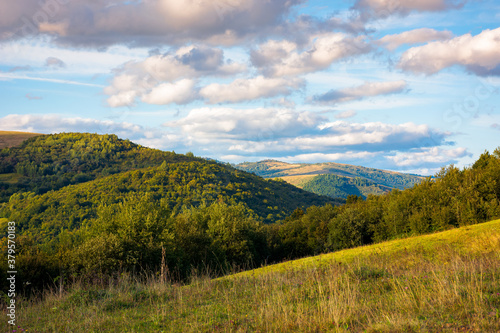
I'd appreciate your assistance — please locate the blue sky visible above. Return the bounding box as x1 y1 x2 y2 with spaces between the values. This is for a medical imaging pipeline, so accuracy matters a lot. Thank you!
0 0 499 175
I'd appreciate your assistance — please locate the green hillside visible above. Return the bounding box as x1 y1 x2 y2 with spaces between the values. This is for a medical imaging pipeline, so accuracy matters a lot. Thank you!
2 160 335 238
302 174 392 199
0 132 195 202
7 219 499 332
236 160 424 199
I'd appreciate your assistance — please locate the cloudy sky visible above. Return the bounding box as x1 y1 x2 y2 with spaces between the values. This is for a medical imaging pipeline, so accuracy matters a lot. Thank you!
1 0 499 175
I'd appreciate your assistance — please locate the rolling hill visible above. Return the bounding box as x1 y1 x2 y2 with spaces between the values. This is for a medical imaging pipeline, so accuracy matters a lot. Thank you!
0 133 337 233
236 159 424 199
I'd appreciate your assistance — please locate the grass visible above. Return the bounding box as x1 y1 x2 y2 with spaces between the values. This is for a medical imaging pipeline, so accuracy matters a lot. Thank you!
2 219 499 332
0 131 42 149
273 175 317 187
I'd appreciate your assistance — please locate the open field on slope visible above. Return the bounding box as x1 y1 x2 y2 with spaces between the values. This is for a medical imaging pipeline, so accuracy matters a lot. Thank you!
0 131 42 149
273 174 317 187
3 219 499 332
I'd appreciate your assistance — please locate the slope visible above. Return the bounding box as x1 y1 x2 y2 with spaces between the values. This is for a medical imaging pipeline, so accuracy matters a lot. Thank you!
0 130 42 149
1 156 337 239
8 219 500 332
0 132 195 202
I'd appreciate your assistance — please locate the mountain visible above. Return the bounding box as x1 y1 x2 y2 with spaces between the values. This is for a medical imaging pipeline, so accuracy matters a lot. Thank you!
236 160 424 199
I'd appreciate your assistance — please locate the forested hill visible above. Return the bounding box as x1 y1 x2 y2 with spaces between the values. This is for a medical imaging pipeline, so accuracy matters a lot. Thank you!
0 133 337 235
235 160 424 198
0 132 195 202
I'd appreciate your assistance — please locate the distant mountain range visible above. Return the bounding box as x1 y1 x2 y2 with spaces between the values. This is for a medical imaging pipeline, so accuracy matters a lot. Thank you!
235 160 424 199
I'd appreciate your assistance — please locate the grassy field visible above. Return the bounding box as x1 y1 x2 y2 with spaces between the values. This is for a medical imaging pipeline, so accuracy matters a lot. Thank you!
2 219 499 332
0 131 42 149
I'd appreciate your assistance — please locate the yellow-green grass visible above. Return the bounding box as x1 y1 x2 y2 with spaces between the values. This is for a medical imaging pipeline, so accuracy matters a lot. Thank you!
231 219 500 279
273 174 317 187
0 131 43 149
3 220 500 332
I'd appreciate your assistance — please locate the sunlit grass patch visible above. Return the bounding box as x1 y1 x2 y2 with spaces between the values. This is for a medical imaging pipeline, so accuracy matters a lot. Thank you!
4 219 500 332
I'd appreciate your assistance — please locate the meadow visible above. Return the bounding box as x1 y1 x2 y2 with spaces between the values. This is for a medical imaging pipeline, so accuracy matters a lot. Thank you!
3 219 499 332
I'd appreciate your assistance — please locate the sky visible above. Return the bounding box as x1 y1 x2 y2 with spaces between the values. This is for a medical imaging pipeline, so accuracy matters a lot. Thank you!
0 0 499 175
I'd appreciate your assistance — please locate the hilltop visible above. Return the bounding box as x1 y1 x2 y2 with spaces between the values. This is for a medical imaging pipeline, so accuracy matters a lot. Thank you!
0 132 195 202
0 130 42 149
6 219 499 332
236 160 423 199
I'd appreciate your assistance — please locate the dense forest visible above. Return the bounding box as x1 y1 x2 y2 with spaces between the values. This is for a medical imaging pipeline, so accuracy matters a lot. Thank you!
302 174 392 199
1 133 499 297
0 133 194 202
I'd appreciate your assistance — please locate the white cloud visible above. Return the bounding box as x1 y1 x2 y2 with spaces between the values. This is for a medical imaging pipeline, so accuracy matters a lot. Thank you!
313 80 408 104
142 79 198 105
200 76 304 104
251 33 371 77
335 110 357 119
166 107 324 142
0 114 141 138
280 151 378 163
165 107 451 160
0 113 181 151
398 28 500 76
386 147 470 167
104 45 245 107
377 28 453 50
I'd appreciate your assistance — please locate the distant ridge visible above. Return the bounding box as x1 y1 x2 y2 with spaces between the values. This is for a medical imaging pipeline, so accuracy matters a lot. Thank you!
236 160 424 199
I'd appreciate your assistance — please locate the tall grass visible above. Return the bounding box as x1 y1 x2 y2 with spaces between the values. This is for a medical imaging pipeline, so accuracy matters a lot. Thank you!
3 221 499 332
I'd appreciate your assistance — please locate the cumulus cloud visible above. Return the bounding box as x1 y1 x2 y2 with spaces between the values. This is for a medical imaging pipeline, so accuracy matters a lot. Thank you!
45 56 66 68
353 0 466 19
165 107 451 160
0 113 181 150
398 28 500 76
313 80 408 104
0 114 143 138
166 108 325 142
386 147 470 168
0 0 303 47
200 76 304 104
104 45 245 107
142 79 198 105
377 28 453 51
251 33 371 77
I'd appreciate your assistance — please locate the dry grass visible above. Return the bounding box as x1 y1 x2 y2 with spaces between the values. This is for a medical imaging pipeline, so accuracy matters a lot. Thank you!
0 131 43 149
3 220 499 332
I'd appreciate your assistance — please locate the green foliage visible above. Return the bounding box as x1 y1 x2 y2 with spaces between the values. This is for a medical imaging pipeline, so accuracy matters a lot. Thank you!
302 174 391 199
0 132 193 202
2 132 500 300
